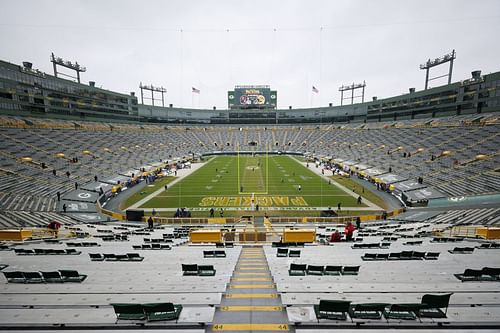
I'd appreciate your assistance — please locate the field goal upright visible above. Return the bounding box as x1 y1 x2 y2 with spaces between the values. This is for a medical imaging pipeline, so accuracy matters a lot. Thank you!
237 143 269 195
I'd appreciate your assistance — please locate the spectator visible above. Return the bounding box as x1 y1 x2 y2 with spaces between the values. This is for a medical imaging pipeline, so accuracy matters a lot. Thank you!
356 217 361 230
147 216 154 229
56 191 60 201
344 222 355 241
62 204 67 213
47 221 62 238
330 230 342 243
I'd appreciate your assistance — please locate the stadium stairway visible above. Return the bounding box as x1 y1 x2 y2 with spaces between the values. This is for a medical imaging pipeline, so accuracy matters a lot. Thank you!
208 245 290 332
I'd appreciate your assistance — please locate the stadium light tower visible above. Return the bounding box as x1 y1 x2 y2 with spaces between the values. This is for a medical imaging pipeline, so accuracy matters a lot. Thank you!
420 50 456 90
139 83 167 107
50 53 86 83
339 81 366 106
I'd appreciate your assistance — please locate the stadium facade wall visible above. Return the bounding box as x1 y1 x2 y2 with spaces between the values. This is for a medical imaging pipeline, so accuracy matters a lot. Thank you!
1 59 499 125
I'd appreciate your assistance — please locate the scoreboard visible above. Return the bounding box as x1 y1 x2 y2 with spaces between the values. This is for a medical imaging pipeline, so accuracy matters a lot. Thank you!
228 85 277 110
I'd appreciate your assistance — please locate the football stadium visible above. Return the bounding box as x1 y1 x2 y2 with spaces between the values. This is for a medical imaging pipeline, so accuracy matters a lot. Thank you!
1 1 500 332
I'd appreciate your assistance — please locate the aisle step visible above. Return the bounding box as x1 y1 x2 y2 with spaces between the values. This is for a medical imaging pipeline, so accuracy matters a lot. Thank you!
229 284 274 289
220 306 282 311
208 245 289 332
224 293 278 299
212 323 289 331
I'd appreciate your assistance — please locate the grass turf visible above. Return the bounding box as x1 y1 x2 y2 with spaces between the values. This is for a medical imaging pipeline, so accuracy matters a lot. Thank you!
135 155 369 210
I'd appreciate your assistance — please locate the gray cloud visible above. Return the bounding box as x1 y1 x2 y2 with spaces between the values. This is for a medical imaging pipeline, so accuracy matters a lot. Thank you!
1 0 498 109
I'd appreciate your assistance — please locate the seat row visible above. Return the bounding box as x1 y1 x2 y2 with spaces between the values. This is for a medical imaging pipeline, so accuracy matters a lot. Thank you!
99 235 128 241
66 241 100 247
431 237 463 243
272 242 304 248
351 242 391 249
477 243 500 249
314 293 452 322
215 242 234 248
111 302 183 322
277 249 301 257
289 264 359 276
14 248 81 255
3 270 87 283
448 247 475 254
203 250 226 258
181 264 216 276
361 251 440 261
455 267 500 282
132 244 172 250
89 253 144 261
144 238 173 243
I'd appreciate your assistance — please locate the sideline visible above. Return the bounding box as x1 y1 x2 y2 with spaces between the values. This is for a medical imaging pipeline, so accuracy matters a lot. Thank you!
126 157 214 209
289 155 383 211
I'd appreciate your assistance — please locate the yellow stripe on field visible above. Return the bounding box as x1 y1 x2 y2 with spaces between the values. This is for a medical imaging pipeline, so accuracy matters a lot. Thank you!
232 277 272 281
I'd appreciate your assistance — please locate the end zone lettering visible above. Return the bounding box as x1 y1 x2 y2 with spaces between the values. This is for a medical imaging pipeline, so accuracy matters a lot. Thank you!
199 196 308 207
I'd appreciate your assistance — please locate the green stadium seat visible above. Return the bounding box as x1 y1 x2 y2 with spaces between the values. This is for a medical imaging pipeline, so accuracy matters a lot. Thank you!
143 303 182 322
418 293 452 318
314 300 351 321
288 263 306 276
111 303 146 322
349 303 389 319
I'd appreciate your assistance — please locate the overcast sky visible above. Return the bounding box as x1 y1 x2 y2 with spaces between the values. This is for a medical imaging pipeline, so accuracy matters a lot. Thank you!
1 0 499 109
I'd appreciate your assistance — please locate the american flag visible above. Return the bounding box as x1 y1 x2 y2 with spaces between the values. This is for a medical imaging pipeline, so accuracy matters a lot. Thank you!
192 87 200 94
312 86 319 93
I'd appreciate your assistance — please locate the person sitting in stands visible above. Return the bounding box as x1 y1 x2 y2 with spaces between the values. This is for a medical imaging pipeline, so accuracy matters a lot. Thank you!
344 222 355 241
47 221 62 238
330 230 342 242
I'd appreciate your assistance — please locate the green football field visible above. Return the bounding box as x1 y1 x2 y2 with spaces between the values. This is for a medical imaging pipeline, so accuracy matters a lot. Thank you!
135 155 368 211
